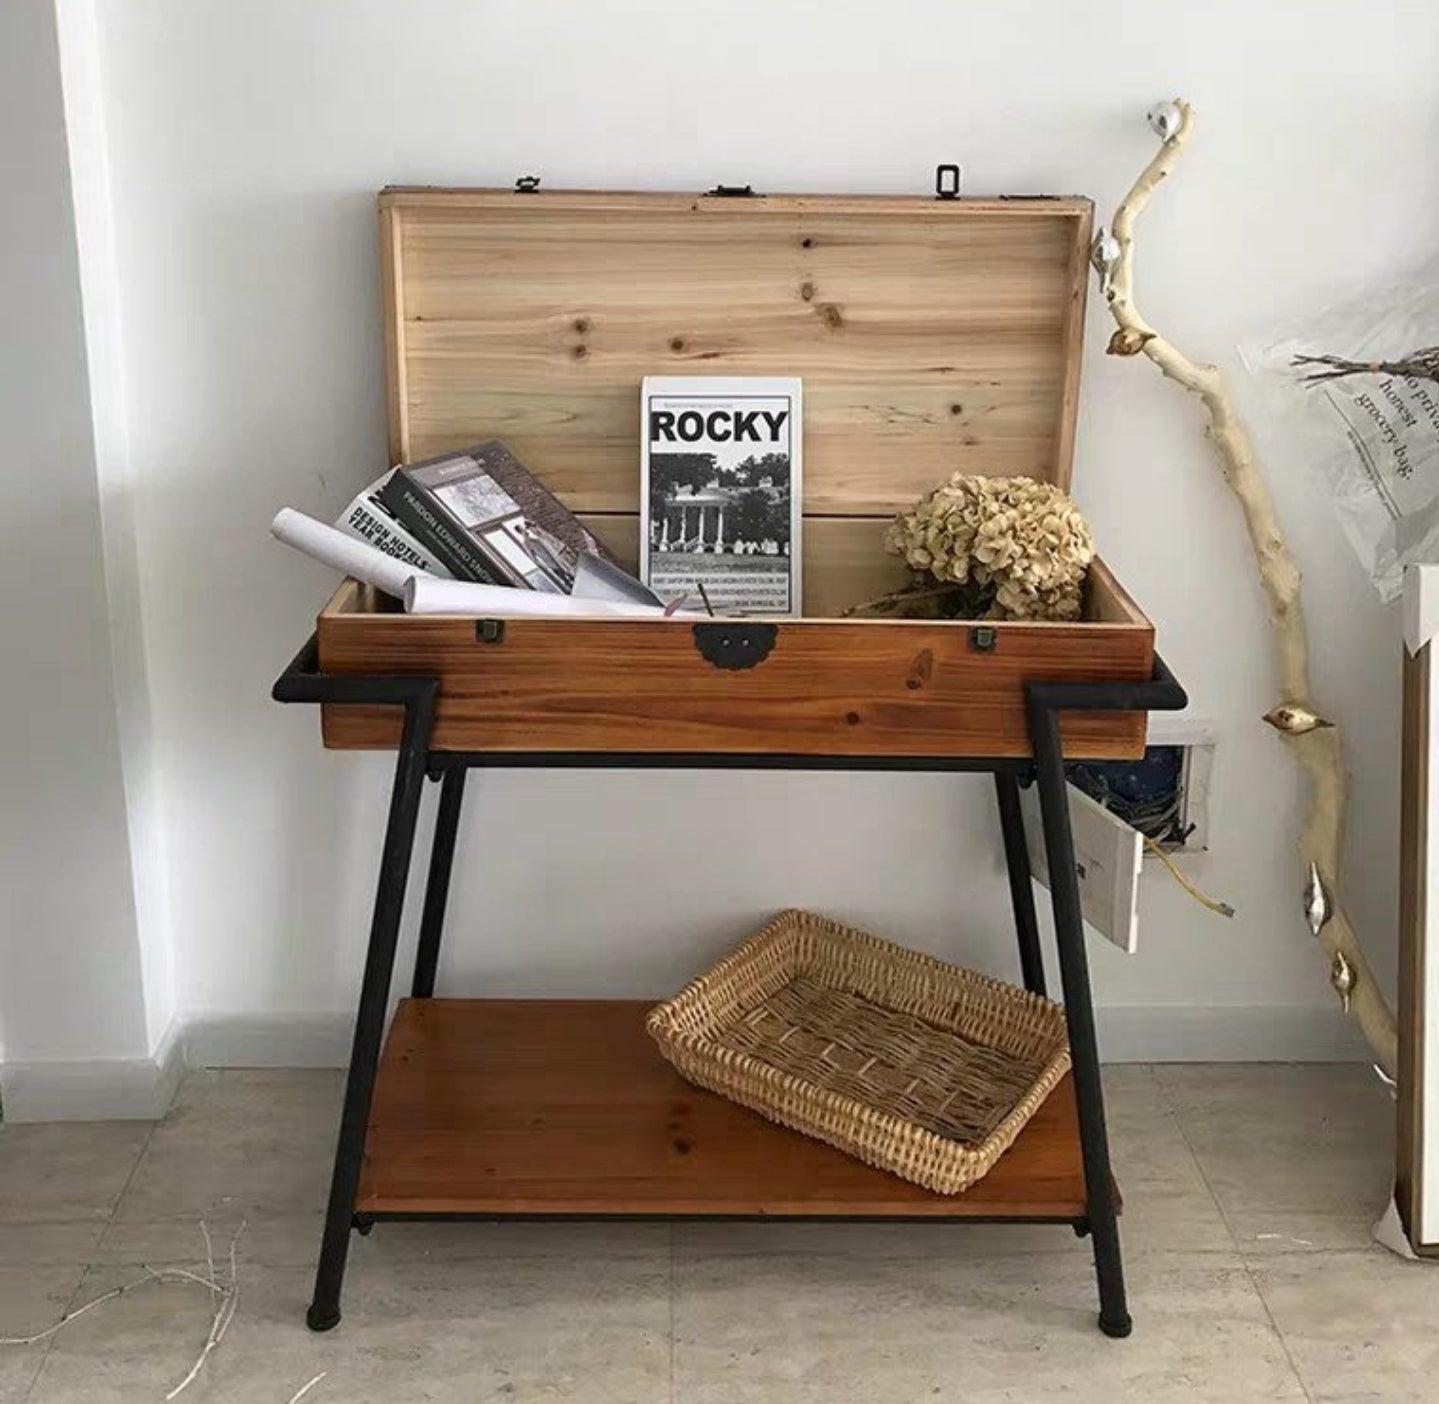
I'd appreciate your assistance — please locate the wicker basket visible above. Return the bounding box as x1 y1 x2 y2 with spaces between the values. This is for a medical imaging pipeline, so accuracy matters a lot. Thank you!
646 910 1071 1195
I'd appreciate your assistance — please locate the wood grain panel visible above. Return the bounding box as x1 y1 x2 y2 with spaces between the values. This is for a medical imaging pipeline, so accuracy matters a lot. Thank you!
580 521 1146 627
358 998 1093 1219
381 188 1091 509
1399 646 1432 1250
334 188 1155 763
317 571 1152 758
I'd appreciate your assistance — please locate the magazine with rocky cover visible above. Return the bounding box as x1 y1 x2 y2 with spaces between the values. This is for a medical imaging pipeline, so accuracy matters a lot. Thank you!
641 377 802 616
379 441 617 593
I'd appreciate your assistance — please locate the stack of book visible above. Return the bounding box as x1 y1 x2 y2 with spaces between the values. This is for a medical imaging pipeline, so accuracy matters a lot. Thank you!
331 373 804 619
336 441 616 593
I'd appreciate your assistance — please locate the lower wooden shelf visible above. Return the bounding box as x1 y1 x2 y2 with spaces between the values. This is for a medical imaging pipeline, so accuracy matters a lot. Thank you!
357 998 1096 1221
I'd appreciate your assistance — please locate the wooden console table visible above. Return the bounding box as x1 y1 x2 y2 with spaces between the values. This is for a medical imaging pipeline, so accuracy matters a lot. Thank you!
273 634 1185 1336
271 181 1186 1339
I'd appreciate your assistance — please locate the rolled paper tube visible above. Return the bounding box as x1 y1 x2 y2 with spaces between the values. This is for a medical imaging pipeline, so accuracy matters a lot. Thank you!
404 575 669 619
270 508 421 600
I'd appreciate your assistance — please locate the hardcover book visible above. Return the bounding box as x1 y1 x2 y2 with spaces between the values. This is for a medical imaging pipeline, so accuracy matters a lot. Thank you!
334 472 453 577
641 377 802 616
379 441 615 592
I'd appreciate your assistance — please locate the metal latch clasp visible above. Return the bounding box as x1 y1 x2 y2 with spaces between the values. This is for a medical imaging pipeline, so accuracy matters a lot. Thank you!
692 622 777 670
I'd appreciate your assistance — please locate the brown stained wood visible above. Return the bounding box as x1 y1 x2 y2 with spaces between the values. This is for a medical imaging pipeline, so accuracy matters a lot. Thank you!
316 568 1151 758
380 188 1092 512
1399 646 1431 1251
357 998 1094 1219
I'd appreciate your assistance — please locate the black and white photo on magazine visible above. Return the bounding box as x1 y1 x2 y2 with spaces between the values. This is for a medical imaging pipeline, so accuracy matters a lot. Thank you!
428 470 579 594
641 378 802 616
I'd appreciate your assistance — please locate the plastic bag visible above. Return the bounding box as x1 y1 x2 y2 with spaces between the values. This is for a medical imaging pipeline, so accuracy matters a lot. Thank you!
1241 265 1439 602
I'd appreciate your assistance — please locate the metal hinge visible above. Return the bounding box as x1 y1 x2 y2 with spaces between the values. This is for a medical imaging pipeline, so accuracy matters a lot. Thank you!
475 619 507 643
707 183 757 198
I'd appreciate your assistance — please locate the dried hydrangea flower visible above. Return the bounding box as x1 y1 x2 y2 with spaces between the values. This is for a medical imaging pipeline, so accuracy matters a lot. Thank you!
884 475 1095 621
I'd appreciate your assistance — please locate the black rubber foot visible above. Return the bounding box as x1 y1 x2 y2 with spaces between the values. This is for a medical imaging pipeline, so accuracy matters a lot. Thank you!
1072 1221 1091 1239
355 1219 374 1237
306 1305 341 1333
1099 1313 1133 1339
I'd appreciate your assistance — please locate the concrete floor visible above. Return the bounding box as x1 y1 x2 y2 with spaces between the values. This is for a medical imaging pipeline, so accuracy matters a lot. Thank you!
0 1063 1428 1402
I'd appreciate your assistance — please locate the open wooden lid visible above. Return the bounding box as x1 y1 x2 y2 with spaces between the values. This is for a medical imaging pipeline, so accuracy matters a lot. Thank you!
378 187 1093 609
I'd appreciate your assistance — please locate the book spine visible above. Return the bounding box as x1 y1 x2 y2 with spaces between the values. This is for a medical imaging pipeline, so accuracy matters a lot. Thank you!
378 473 505 585
339 496 450 576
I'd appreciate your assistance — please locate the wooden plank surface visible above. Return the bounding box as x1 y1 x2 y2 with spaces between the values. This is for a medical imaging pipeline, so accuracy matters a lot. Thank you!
358 998 1092 1219
381 188 1091 512
318 587 1151 757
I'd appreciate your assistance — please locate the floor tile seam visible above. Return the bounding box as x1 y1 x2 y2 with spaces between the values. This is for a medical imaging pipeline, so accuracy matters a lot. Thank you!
1237 1252 1318 1403
1158 1087 1317 1404
92 1120 161 1256
22 1260 101 1404
23 1119 159 1403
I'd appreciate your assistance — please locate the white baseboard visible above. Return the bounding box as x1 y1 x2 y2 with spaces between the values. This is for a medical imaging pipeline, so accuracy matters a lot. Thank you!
0 1018 185 1123
182 1012 354 1069
1098 1004 1368 1063
180 1003 1368 1070
0 1003 1368 1122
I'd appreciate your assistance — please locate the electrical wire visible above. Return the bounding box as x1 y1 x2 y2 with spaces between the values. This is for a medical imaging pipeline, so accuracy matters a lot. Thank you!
1142 836 1235 919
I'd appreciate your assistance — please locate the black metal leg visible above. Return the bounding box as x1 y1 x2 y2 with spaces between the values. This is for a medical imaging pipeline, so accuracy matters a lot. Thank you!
1028 703 1131 1340
994 772 1046 997
306 689 437 1333
411 768 468 999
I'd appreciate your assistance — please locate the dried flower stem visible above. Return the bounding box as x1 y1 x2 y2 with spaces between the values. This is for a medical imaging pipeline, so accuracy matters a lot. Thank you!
1 1219 247 1399
0 1273 160 1347
841 581 962 617
1104 99 1397 1075
0 1267 227 1347
1290 350 1439 385
165 1221 245 1401
288 1372 328 1404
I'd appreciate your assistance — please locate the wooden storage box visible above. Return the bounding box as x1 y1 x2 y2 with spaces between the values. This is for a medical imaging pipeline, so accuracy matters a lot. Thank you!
316 187 1155 759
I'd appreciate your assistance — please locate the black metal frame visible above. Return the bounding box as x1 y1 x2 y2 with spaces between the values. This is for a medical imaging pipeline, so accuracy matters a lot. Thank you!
274 634 1185 1338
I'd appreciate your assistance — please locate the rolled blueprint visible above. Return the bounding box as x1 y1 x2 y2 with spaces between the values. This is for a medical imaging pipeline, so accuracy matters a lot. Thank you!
404 575 668 619
271 508 420 600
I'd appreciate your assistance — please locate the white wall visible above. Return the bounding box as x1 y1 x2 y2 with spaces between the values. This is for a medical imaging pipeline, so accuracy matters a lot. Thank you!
0 0 155 1081
59 0 1439 1063
54 0 178 1059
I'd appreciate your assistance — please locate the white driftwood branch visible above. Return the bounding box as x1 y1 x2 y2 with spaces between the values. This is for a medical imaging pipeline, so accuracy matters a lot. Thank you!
1101 98 1398 1077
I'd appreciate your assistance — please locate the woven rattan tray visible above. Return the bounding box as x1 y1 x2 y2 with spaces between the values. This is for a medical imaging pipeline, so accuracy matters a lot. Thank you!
646 910 1071 1194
